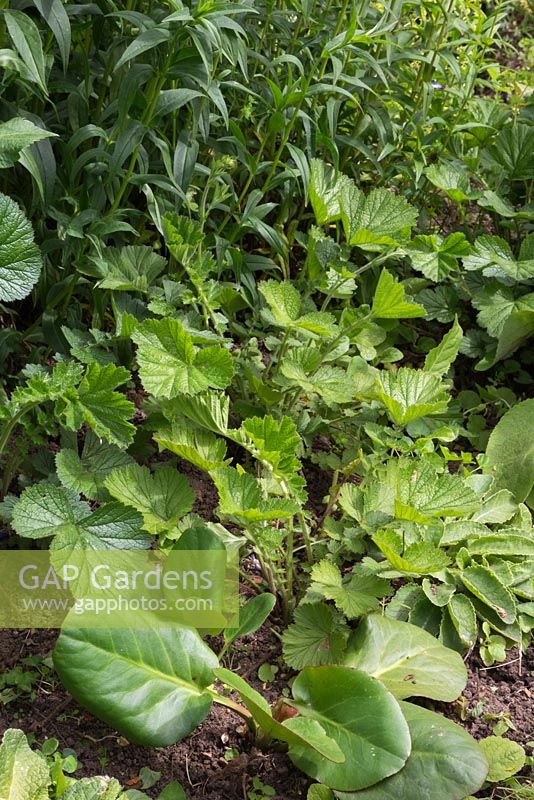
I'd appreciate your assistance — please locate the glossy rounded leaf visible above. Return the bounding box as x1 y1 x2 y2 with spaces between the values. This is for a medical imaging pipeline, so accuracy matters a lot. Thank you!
288 666 411 792
344 614 467 702
335 703 488 800
53 625 218 746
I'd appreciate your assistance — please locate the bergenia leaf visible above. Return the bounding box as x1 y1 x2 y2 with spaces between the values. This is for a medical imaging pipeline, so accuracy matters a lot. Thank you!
485 399 534 503
132 318 233 397
372 270 425 319
0 192 43 302
104 464 194 534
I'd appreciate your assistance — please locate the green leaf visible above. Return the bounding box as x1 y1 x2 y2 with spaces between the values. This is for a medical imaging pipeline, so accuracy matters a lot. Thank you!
375 368 449 425
373 531 450 574
282 603 350 669
59 363 136 448
53 626 217 746
223 593 276 647
309 561 389 619
4 10 48 93
446 594 478 647
343 614 467 702
486 399 534 503
0 192 42 302
9 362 83 408
461 565 516 624
472 286 534 338
408 233 470 281
340 185 418 248
486 123 534 180
309 159 352 225
335 703 488 800
425 163 474 203
214 668 344 763
56 432 134 501
479 737 526 782
395 459 479 518
471 490 518 524
464 235 534 283
115 27 172 71
0 118 56 169
281 349 354 404
423 319 462 375
162 393 229 435
32 0 71 72
212 467 299 523
232 415 301 482
94 246 167 292
12 483 150 553
154 421 229 471
132 318 233 398
371 270 425 319
288 667 411 792
0 728 50 800
61 777 123 800
104 464 194 534
467 530 534 557
308 787 334 800
259 280 337 336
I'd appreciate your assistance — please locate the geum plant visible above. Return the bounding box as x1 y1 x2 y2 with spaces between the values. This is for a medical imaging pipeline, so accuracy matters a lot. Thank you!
49 613 488 799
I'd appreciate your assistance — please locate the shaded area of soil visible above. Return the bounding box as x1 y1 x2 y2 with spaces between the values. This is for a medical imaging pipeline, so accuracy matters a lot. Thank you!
0 625 307 800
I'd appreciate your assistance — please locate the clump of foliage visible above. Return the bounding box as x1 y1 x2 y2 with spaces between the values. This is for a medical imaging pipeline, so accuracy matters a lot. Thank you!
0 0 533 797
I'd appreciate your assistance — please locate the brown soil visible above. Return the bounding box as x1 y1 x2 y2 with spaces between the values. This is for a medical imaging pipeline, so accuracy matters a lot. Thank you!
2 622 533 799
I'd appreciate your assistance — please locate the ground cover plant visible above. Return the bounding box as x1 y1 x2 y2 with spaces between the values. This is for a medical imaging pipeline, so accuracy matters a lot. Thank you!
0 0 533 797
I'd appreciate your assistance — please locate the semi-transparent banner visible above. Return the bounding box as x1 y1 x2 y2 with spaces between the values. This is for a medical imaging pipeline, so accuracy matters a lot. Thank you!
0 550 239 628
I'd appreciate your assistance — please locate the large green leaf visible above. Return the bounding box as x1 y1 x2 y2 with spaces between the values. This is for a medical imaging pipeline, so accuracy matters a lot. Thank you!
0 118 56 169
375 369 449 425
93 246 167 292
104 464 194 534
485 399 534 503
423 318 463 376
464 235 534 283
53 626 218 746
55 431 134 501
280 349 354 404
371 270 425 319
309 562 390 619
154 421 229 471
340 185 417 248
132 318 233 397
408 233 470 281
0 729 50 800
212 466 299 522
59 363 136 448
335 703 488 800
425 163 474 203
395 459 479 518
12 484 150 553
309 159 352 224
479 736 526 782
288 667 411 792
486 123 534 180
343 614 467 701
231 415 302 483
259 280 337 336
0 192 42 302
